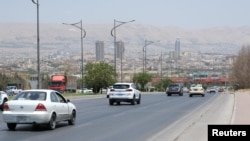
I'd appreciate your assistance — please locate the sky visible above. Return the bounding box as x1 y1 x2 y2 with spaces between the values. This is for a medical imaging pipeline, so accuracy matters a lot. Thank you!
0 0 250 28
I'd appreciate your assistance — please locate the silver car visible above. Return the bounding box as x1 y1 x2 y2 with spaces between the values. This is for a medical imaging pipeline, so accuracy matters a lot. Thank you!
108 83 141 105
2 89 76 130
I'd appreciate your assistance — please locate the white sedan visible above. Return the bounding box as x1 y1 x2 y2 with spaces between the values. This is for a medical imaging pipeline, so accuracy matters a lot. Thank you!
79 88 93 93
189 84 205 97
2 89 76 130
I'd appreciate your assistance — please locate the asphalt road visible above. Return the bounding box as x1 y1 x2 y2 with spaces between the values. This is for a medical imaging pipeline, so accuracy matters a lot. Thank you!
0 92 234 141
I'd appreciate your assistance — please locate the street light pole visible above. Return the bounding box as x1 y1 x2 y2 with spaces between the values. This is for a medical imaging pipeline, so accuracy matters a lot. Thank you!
111 19 135 81
31 0 40 89
143 40 160 73
62 20 86 91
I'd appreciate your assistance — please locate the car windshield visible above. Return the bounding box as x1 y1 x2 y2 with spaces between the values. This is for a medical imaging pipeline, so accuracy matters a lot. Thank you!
6 86 15 90
196 84 202 87
191 84 202 87
169 84 179 87
113 84 130 89
13 92 46 101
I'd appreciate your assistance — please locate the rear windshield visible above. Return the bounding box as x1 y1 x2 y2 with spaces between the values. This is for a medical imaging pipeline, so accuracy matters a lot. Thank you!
191 84 202 87
113 84 130 89
13 92 46 101
169 84 180 87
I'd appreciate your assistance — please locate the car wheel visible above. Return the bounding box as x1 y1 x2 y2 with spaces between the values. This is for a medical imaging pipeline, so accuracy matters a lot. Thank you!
48 113 56 130
180 93 183 96
167 94 171 96
109 99 114 105
131 96 135 105
137 95 141 104
0 99 8 111
7 123 16 131
189 94 192 97
68 110 76 125
116 102 120 105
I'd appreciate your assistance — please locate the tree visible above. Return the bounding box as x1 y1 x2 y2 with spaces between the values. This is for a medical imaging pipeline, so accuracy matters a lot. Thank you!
230 45 250 89
84 62 116 93
133 72 152 91
154 78 173 91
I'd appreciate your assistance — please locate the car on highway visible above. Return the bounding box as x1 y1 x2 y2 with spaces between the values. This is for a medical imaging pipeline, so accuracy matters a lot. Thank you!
79 88 93 93
0 91 8 111
166 83 183 96
217 87 224 92
108 82 141 105
2 89 76 130
189 84 205 97
206 86 217 93
182 87 190 93
106 86 113 98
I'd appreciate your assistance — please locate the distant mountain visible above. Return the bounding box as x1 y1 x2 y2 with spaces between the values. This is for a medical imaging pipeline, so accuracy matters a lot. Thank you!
0 23 249 57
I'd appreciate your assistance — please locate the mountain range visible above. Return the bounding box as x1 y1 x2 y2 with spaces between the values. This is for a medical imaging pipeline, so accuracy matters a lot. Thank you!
0 23 249 59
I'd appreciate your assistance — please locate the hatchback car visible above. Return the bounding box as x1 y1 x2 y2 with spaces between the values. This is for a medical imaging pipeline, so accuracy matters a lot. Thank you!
0 91 8 111
189 84 205 97
108 83 141 105
2 89 76 130
166 83 183 96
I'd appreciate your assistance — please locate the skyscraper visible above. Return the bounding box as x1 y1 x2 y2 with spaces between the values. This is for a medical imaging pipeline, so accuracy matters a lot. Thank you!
175 38 181 59
95 40 104 61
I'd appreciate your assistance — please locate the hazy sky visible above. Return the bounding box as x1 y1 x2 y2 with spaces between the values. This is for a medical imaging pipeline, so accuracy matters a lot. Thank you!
1 0 250 28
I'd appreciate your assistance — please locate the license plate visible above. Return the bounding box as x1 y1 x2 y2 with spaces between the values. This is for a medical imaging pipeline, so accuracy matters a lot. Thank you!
16 116 27 122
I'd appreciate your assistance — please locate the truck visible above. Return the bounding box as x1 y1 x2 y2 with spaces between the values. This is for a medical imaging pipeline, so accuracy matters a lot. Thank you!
49 75 77 93
6 83 23 95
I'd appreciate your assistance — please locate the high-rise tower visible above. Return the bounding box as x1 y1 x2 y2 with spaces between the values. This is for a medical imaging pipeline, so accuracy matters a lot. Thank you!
175 38 181 59
95 40 104 61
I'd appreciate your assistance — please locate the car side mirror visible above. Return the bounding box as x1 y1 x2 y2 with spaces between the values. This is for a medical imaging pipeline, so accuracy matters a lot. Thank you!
67 99 71 102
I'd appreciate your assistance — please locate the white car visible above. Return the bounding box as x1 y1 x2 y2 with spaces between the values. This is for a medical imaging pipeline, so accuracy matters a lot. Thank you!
0 91 8 111
79 88 93 93
106 86 113 98
2 89 76 130
108 83 141 105
206 86 217 93
189 84 205 97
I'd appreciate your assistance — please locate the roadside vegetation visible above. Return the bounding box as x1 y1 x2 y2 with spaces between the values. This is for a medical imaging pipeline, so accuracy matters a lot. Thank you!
230 45 250 89
84 62 116 93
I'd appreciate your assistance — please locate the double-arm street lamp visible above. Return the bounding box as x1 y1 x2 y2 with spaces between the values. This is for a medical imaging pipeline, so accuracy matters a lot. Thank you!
143 40 160 73
111 19 135 81
63 20 86 91
31 0 40 89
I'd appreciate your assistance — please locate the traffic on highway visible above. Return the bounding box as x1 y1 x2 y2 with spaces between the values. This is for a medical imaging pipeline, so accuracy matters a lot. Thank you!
0 91 233 141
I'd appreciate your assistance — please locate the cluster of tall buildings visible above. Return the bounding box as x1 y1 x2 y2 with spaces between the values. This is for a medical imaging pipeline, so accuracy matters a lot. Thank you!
95 40 125 61
95 38 181 62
